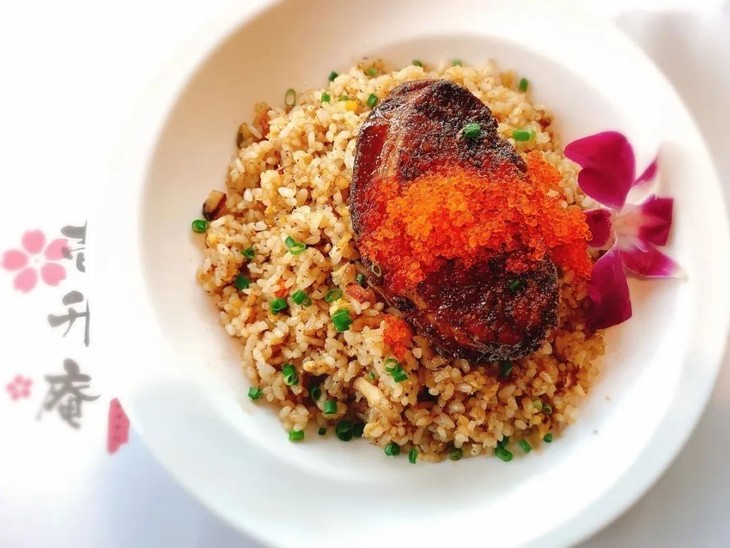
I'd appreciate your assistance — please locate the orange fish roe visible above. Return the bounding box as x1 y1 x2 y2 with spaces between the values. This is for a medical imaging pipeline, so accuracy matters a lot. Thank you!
359 152 591 293
383 314 413 360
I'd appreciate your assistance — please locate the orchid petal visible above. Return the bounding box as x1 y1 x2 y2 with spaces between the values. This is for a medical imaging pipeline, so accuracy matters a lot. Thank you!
14 267 37 292
44 238 69 261
565 131 635 210
618 239 681 279
585 208 614 249
633 155 658 187
41 262 66 286
587 246 632 330
22 230 45 254
2 250 28 271
616 195 674 247
637 196 673 246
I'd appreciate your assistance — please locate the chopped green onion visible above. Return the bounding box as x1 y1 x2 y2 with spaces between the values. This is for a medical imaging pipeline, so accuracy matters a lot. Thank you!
367 372 376 381
324 288 344 303
366 67 378 77
495 447 513 462
241 246 255 260
462 122 482 140
191 219 209 233
519 77 529 92
284 235 307 255
512 129 534 142
370 263 382 277
518 439 532 453
393 372 408 383
497 436 510 449
408 448 418 463
499 360 513 377
288 429 304 442
338 94 350 102
543 402 553 415
412 60 423 67
507 278 524 292
321 91 331 103
356 273 367 287
269 298 288 314
233 274 250 290
449 448 464 461
332 308 353 333
353 422 365 438
543 432 553 443
248 386 262 400
282 363 298 386
284 88 296 108
366 93 379 108
318 427 327 436
385 359 408 383
323 399 338 415
532 399 543 412
309 385 322 401
451 59 462 66
328 70 339 81
291 289 312 306
335 420 354 441
384 442 401 456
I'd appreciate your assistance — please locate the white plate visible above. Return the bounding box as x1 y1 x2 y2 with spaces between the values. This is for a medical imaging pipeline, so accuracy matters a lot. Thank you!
93 0 730 546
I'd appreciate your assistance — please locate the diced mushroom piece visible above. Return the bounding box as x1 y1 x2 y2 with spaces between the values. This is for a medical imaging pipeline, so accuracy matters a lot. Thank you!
236 123 254 148
354 377 392 412
351 314 384 333
202 190 227 221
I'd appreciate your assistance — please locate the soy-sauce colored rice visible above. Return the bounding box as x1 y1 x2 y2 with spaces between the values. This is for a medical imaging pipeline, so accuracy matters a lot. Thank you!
197 60 604 461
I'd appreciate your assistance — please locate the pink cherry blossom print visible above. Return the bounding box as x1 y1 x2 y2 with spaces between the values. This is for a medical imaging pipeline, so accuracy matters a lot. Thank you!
1 250 27 270
107 398 130 454
41 263 66 285
45 238 69 260
1 230 68 293
14 268 38 292
22 230 45 254
6 375 32 400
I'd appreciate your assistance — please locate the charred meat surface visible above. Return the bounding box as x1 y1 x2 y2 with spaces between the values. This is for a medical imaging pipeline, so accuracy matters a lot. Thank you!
405 256 558 361
350 79 559 362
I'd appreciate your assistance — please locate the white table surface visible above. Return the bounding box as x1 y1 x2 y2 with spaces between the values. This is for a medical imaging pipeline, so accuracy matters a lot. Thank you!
0 1 728 546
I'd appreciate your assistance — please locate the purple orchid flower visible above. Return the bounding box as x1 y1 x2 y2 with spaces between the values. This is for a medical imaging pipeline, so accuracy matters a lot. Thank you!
565 131 680 330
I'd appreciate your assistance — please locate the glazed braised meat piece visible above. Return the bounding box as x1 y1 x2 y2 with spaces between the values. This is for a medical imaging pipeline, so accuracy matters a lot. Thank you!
350 80 559 362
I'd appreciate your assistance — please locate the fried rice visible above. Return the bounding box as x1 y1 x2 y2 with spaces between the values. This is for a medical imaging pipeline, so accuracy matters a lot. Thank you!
196 59 604 462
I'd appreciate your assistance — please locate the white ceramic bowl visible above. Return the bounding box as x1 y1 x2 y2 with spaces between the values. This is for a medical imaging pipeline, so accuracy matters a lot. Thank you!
95 0 730 546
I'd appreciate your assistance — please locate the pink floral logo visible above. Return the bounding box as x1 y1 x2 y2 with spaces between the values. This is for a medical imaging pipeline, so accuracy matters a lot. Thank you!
1 230 67 292
6 375 32 400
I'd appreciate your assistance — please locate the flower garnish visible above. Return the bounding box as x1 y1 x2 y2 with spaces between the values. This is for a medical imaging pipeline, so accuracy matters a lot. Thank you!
565 131 680 330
